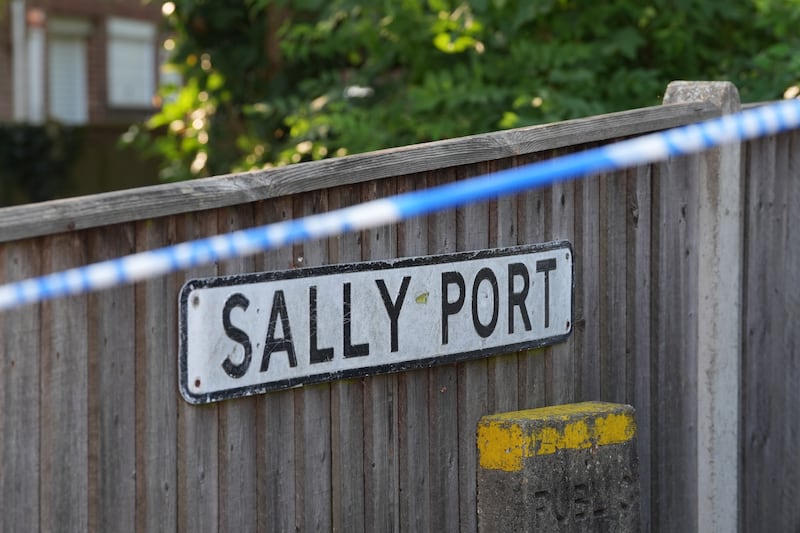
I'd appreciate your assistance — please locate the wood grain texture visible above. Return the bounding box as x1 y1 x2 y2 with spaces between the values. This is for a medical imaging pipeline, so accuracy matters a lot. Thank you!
0 240 41 532
362 178 400 532
601 169 629 403
135 216 179 533
516 162 548 410
217 205 259 533
176 211 220 533
10 95 799 533
40 233 89 533
651 154 699 531
426 170 460 532
487 159 520 415
548 158 576 405
629 164 654 533
254 196 298 533
741 132 797 531
574 172 601 401
87 224 136 533
0 103 719 243
328 184 366 533
294 191 333 533
395 173 432 533
456 165 490 533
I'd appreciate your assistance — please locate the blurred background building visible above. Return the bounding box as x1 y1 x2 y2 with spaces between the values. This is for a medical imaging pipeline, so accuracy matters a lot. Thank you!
0 0 164 205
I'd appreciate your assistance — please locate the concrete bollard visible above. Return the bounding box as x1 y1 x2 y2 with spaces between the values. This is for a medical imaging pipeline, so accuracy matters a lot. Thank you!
477 402 639 532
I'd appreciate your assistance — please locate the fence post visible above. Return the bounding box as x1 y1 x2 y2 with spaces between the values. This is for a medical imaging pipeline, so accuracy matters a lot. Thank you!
663 81 742 532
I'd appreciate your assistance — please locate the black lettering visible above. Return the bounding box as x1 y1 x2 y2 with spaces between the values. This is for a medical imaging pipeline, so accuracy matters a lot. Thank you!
507 263 532 334
343 282 369 357
376 276 411 352
260 290 297 371
441 271 465 344
536 258 557 328
221 293 252 378
471 267 499 338
309 285 333 364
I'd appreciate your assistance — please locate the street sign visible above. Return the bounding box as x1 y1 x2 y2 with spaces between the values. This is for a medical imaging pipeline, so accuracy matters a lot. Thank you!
179 241 573 404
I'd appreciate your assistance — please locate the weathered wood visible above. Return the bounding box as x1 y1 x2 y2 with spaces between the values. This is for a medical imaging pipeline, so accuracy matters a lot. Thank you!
177 211 219 533
8 92 797 533
362 178 400 532
741 133 788 531
0 240 41 532
40 233 89 532
87 224 136 532
254 196 297 532
775 130 800 528
601 169 629 402
548 159 576 405
426 170 460 532
629 164 653 533
651 153 699 531
294 191 333 533
487 159 520 414
135 216 179 533
516 164 548 409
328 183 366 533
216 205 259 533
574 171 601 401
0 103 719 243
396 173 432 533
456 165 490 533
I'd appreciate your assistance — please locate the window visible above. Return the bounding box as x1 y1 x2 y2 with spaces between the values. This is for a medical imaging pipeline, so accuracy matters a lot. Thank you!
107 18 156 108
48 17 90 124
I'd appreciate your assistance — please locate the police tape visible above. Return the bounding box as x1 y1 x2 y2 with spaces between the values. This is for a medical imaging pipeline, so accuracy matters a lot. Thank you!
0 99 798 311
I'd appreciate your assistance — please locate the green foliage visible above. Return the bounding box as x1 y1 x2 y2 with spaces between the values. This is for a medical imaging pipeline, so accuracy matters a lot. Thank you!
128 0 800 180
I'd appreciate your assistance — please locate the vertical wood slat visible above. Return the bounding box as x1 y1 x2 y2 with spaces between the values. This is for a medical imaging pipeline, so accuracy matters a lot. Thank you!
742 134 784 531
487 160 520 415
40 233 89 532
0 240 41 533
602 169 629 402
217 205 258 533
549 168 576 405
456 166 489 533
328 184 366 533
516 162 548 410
426 169 460 532
652 154 699 531
777 130 800 529
294 190 333 533
135 217 179 533
87 224 136 532
177 211 219 533
362 178 400 532
396 173 432 533
255 197 298 532
630 164 653 533
574 172 601 401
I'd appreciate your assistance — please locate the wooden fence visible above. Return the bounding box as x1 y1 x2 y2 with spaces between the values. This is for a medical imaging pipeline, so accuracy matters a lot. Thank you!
0 81 797 532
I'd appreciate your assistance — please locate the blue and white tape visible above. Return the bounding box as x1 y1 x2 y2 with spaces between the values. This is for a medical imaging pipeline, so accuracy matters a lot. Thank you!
0 99 798 311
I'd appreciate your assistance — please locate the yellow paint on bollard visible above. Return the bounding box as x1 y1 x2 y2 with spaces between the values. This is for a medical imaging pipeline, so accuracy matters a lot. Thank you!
477 401 636 471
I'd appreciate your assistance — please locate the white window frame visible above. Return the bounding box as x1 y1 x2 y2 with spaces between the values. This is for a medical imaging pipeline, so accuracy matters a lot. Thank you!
106 17 157 108
47 16 92 125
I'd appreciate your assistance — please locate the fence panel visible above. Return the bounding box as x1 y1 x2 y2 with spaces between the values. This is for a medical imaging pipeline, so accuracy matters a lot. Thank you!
0 100 739 532
741 128 800 532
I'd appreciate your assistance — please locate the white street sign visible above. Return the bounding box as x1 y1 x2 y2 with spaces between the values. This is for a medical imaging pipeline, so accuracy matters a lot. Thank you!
179 241 573 404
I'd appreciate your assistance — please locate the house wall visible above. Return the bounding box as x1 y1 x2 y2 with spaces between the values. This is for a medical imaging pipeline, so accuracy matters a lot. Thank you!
1 0 162 125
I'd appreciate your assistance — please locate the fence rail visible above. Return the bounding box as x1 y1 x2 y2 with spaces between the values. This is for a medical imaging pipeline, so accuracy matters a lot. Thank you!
0 82 798 532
